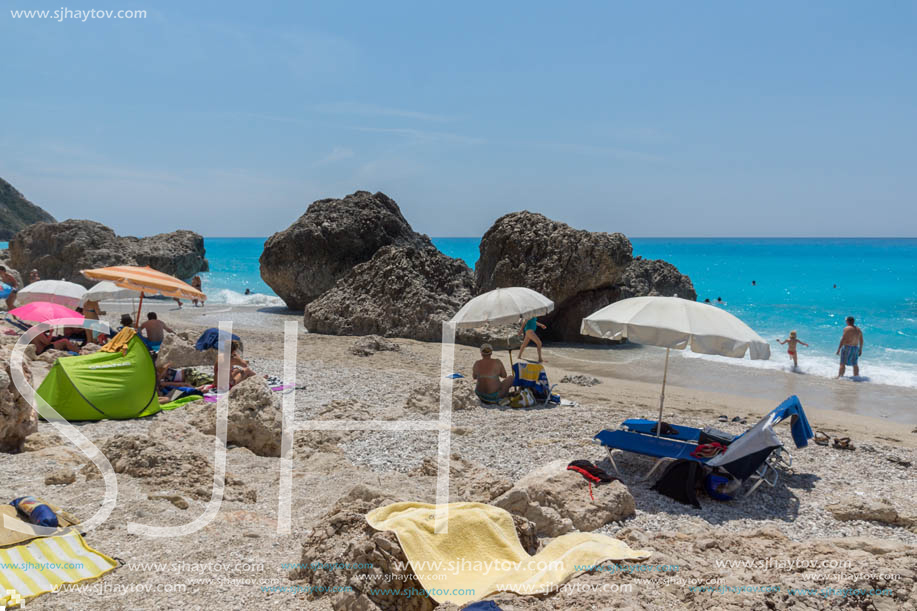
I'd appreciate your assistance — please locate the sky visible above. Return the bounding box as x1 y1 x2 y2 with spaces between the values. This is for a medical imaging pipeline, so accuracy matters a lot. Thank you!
2 1 916 238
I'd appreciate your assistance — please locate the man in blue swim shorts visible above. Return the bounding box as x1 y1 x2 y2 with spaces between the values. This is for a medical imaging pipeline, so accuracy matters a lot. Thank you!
836 316 864 378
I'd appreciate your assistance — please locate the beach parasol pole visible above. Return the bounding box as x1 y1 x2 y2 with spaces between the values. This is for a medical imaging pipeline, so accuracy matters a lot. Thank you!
135 292 144 329
657 347 670 437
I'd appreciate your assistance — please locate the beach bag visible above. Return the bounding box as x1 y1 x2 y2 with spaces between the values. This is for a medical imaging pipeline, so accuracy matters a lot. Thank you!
11 496 59 528
508 389 536 408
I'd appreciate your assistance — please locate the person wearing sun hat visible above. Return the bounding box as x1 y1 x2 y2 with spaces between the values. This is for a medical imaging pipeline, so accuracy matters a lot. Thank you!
472 343 514 404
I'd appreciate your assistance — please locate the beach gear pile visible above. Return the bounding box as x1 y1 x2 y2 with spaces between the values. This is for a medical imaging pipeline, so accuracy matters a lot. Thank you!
595 396 814 507
1 497 117 604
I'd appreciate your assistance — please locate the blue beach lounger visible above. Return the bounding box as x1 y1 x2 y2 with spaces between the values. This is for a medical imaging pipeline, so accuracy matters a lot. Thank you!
595 396 813 496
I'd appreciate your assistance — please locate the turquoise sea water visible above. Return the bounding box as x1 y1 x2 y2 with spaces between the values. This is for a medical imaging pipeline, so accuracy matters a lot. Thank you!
430 236 917 389
6 236 916 388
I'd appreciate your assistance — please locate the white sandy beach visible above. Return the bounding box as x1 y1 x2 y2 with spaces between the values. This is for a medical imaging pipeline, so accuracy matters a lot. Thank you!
1 301 914 610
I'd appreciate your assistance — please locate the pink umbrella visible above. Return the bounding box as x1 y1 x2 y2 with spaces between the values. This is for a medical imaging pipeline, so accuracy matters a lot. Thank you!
8 301 84 324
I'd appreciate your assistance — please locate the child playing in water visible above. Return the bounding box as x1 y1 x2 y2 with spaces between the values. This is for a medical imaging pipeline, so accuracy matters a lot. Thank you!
777 331 808 368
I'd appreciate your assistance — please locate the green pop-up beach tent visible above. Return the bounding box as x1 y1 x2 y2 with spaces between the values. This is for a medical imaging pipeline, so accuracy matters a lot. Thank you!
36 335 159 421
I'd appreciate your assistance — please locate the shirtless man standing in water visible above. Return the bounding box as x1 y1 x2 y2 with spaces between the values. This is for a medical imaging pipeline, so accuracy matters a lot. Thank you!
837 316 864 378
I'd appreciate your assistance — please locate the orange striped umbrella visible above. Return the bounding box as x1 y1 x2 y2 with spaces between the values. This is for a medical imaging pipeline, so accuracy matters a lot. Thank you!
81 266 205 300
81 266 206 326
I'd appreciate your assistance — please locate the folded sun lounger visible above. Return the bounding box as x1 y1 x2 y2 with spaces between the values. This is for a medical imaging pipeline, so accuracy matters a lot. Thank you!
595 396 813 496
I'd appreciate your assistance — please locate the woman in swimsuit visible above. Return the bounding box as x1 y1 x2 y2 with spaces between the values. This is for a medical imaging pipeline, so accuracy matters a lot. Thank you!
517 316 547 362
31 331 81 355
213 340 256 391
777 331 808 369
472 343 514 404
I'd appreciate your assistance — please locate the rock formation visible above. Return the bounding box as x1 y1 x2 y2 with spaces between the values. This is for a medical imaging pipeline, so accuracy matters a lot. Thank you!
8 219 207 286
86 434 255 502
493 459 636 537
157 332 216 368
290 484 537 611
0 343 37 453
190 377 282 457
0 177 56 240
349 335 401 357
260 191 434 310
303 246 474 342
475 211 696 342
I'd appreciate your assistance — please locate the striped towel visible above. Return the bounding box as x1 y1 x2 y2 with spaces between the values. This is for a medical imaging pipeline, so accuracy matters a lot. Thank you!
0 531 117 601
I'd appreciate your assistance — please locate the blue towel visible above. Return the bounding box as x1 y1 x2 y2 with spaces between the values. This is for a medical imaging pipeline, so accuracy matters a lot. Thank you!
195 328 241 351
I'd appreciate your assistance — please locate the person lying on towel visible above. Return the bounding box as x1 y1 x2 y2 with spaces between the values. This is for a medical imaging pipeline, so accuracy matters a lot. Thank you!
472 343 514 404
213 339 256 392
31 331 82 355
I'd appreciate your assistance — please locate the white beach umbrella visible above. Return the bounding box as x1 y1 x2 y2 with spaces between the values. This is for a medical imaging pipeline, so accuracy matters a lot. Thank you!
80 280 135 304
449 287 554 328
16 280 87 309
581 296 770 435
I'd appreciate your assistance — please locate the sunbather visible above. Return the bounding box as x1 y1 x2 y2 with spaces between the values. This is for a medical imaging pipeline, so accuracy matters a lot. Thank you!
31 331 81 355
214 339 255 391
472 343 513 403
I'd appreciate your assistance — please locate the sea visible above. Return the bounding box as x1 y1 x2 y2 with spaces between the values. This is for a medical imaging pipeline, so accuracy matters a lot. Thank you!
4 237 916 390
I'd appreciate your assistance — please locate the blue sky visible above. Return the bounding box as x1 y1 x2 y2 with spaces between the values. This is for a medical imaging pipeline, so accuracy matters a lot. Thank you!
2 1 916 237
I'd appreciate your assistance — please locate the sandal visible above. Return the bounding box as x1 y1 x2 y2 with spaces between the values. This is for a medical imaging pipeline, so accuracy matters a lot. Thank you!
833 437 855 451
718 415 728 422
814 431 830 446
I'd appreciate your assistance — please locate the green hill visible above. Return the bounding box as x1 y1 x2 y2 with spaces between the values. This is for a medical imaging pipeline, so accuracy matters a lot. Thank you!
0 177 56 240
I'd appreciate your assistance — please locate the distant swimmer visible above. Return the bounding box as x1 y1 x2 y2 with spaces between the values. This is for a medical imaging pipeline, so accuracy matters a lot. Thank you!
751 280 756 286
716 297 723 304
836 316 864 378
704 298 711 303
244 288 251 295
833 284 837 289
777 331 808 369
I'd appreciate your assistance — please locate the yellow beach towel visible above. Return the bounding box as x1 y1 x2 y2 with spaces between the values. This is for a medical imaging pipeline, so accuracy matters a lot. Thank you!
0 531 117 602
366 502 652 605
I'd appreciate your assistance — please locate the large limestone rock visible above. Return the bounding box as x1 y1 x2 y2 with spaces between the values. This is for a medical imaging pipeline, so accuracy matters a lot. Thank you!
260 191 434 310
493 459 636 537
190 376 282 457
8 219 207 286
0 177 56 240
303 246 474 342
0 344 37 453
157 333 216 368
620 258 696 300
475 212 695 342
290 484 537 611
476 211 633 305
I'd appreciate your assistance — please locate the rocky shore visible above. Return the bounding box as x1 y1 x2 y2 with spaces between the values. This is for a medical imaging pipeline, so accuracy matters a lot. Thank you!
7 219 208 284
261 192 695 344
0 309 914 610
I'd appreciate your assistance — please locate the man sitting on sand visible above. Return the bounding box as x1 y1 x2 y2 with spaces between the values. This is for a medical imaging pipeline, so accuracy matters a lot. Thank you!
837 316 864 378
473 343 514 404
214 339 256 391
138 312 174 352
